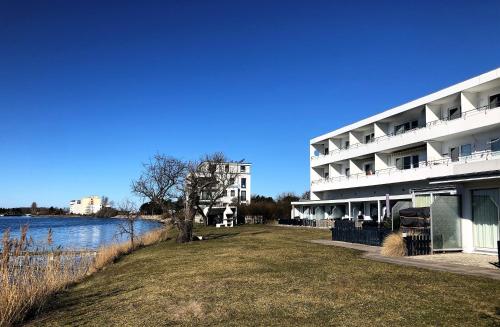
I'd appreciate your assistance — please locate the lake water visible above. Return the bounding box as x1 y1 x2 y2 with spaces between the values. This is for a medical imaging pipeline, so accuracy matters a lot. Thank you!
0 216 162 251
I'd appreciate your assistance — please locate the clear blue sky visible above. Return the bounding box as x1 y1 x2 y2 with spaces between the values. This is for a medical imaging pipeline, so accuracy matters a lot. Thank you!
1 0 499 208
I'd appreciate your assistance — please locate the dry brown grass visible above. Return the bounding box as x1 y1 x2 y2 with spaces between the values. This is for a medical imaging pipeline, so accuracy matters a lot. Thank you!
381 232 406 257
0 226 168 327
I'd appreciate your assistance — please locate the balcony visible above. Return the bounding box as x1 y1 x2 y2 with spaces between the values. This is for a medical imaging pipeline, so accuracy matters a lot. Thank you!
311 104 500 167
311 149 500 192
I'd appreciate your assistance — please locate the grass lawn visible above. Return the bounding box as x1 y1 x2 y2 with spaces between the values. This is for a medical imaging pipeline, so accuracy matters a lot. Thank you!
27 225 500 326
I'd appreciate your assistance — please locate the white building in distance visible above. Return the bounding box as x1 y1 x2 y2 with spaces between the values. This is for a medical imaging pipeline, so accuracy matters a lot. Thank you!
195 162 251 226
292 68 500 253
69 196 103 215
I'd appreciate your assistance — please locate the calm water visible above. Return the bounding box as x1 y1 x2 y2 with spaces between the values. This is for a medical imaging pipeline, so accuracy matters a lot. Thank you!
0 216 162 251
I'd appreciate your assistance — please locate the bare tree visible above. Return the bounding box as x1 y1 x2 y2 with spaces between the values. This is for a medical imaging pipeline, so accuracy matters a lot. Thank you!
117 199 139 248
131 152 241 243
101 196 109 207
131 154 187 218
189 152 242 226
30 202 37 215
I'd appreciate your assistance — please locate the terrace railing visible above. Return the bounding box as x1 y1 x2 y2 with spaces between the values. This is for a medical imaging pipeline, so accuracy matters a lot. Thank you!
311 104 499 161
331 220 390 246
312 149 500 185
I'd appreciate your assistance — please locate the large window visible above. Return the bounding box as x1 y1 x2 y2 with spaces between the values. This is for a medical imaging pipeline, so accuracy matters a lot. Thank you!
448 107 461 120
396 155 419 169
241 178 246 189
460 144 472 157
365 133 374 143
364 163 373 175
394 120 419 135
240 191 247 201
490 93 500 108
450 147 459 162
491 138 500 152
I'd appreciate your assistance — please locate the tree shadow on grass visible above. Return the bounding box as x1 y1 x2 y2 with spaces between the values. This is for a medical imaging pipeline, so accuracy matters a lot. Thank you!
27 285 142 324
201 232 240 240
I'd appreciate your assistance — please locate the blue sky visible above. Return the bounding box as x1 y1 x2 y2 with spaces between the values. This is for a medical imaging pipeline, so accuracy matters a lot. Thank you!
1 0 499 208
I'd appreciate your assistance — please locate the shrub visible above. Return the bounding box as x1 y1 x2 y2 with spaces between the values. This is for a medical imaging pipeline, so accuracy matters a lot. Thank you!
381 233 406 257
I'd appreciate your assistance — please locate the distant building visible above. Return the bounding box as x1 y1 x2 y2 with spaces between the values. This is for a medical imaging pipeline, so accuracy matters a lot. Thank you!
194 162 251 226
69 196 103 215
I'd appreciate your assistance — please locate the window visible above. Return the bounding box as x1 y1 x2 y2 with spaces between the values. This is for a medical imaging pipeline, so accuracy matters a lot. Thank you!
448 107 461 120
345 168 350 176
240 191 246 201
225 165 229 172
460 144 472 157
230 190 235 197
241 178 246 189
364 163 373 175
324 172 329 179
240 165 246 172
365 133 374 143
397 155 419 169
450 147 459 162
412 155 419 168
403 156 411 169
344 141 350 149
491 138 500 152
490 93 500 108
394 120 418 134
324 147 329 155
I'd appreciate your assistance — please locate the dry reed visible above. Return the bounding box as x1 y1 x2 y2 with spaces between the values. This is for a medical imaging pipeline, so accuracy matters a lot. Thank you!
0 226 168 327
381 233 406 257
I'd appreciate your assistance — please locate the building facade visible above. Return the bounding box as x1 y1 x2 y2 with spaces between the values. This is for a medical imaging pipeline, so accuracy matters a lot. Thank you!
292 68 500 253
69 195 103 215
195 162 251 225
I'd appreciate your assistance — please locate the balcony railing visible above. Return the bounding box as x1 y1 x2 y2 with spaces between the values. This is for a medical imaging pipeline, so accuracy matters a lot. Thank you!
311 149 499 185
311 104 498 161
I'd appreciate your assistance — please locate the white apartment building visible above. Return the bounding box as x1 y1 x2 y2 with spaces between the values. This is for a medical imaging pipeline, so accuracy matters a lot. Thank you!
195 162 251 226
69 195 103 215
292 68 500 253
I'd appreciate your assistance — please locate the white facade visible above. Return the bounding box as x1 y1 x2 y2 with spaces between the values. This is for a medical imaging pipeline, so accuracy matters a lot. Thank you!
69 196 103 215
293 68 500 253
195 162 252 225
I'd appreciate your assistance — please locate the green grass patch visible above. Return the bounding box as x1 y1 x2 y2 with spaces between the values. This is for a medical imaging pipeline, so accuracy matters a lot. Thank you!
26 225 500 326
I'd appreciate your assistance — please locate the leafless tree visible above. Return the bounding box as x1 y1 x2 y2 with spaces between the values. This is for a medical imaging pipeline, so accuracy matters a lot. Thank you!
101 196 109 207
131 152 241 243
117 199 140 248
30 202 37 215
131 154 187 218
188 152 242 226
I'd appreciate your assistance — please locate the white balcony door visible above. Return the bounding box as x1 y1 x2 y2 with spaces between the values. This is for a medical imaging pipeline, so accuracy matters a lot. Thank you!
472 189 499 250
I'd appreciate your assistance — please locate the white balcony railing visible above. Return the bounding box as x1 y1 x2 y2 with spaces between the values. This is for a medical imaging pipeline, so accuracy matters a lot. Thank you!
311 104 499 161
311 149 500 186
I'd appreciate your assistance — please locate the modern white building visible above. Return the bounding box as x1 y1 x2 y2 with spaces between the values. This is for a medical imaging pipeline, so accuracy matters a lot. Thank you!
69 195 103 215
292 68 500 253
194 162 251 226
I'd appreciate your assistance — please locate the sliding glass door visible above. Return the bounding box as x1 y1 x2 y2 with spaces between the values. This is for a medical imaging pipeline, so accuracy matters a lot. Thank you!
472 189 499 249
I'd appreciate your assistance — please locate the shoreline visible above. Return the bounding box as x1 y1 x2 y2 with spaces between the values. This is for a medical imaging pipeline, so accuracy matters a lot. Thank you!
0 214 168 223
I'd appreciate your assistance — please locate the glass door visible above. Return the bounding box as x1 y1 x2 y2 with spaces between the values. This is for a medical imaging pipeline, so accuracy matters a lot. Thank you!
472 189 499 249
